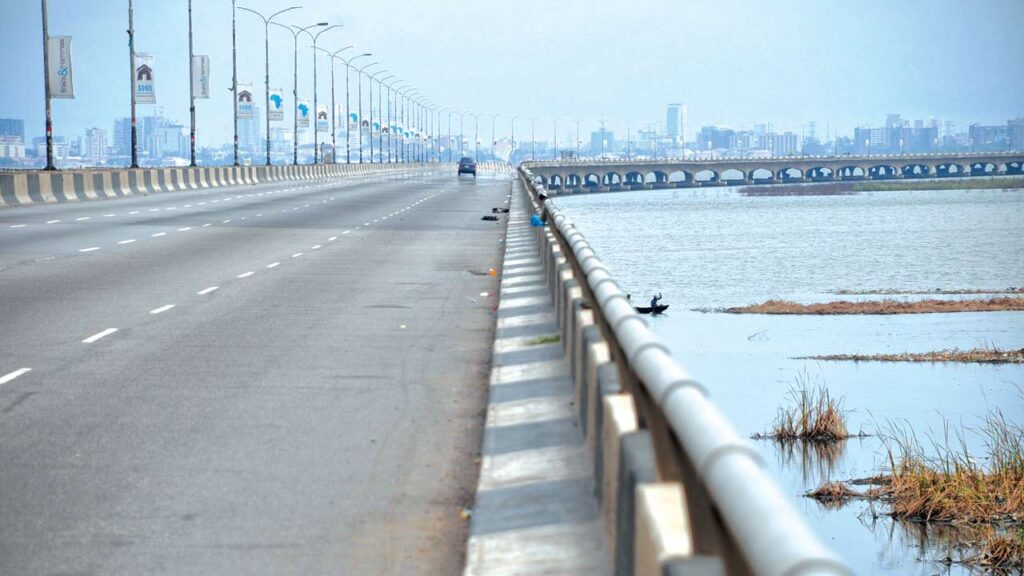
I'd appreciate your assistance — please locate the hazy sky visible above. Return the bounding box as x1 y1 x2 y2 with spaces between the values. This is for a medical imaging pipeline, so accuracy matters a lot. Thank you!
2 0 1022 146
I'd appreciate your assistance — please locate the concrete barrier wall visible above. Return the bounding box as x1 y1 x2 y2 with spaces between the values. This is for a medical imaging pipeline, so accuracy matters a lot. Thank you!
0 163 440 208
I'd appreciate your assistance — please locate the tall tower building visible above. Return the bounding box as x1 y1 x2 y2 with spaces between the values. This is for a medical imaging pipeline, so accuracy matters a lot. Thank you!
666 103 682 143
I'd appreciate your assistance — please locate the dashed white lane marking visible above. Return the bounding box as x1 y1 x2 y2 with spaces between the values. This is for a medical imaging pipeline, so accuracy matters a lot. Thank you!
364 222 370 226
198 286 219 295
47 219 61 224
202 223 211 228
152 232 167 237
76 217 90 221
222 219 231 223
184 204 192 208
166 207 177 211
79 247 100 253
0 368 32 386
104 214 115 217
150 304 175 315
82 328 118 344
178 227 192 232
311 244 322 250
328 236 337 242
129 211 140 215
267 262 280 268
10 224 27 228
237 271 254 279
149 208 160 212
118 239 137 245
342 230 351 234
198 202 206 206
291 252 303 258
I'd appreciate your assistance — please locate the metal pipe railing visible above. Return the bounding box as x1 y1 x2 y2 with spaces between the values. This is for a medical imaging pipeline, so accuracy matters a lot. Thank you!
519 167 852 576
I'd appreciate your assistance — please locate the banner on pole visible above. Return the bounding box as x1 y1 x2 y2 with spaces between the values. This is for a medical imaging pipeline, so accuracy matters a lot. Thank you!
48 35 75 99
348 112 358 132
361 118 370 135
134 53 156 104
191 55 210 99
297 99 310 129
316 104 329 133
268 88 284 121
372 121 380 136
236 83 254 119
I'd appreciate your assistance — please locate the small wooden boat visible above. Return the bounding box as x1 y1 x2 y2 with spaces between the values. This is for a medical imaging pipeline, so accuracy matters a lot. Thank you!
634 304 669 315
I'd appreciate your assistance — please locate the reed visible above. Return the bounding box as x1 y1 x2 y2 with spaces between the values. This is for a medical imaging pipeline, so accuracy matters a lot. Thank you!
726 297 1024 315
755 381 850 442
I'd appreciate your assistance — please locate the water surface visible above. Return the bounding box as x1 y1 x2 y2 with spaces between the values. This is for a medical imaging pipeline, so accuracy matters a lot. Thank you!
556 187 1024 574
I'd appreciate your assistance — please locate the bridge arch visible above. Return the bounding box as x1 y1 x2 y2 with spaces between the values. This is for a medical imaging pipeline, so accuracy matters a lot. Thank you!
645 171 669 188
694 169 719 183
668 170 690 185
624 171 645 187
936 163 965 177
1006 160 1023 175
547 174 562 189
776 167 803 181
806 166 835 181
901 164 931 178
749 168 774 182
721 168 746 183
869 165 898 179
838 166 867 180
565 173 582 188
969 162 997 176
584 173 601 188
602 172 622 186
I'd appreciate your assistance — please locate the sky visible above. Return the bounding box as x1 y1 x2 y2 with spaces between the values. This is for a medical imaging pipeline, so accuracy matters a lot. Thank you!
1 0 1023 147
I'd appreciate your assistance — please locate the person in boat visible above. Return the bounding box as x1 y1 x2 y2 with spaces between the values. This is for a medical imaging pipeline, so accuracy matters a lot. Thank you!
650 293 662 310
626 293 631 303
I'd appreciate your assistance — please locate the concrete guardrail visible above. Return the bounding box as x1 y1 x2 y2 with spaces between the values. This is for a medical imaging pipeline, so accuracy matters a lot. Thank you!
517 166 853 576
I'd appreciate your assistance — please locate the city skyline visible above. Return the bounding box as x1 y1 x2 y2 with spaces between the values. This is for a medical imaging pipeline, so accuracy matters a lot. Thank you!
1 0 1022 155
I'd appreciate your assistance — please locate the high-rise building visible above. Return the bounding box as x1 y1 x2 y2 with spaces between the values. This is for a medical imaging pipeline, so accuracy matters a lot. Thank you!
0 118 25 140
85 128 108 164
771 132 799 156
113 118 132 155
666 103 682 143
590 129 615 156
239 106 262 155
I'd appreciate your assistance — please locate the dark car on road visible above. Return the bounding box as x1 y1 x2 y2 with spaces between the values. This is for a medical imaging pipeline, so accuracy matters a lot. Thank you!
458 157 477 177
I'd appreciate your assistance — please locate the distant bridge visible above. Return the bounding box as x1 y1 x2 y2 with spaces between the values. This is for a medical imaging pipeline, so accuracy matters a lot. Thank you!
522 152 1024 193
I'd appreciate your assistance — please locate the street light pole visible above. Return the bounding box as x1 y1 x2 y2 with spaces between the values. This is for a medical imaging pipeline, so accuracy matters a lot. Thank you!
473 113 481 162
510 115 518 165
188 0 196 166
270 20 327 166
297 24 339 164
531 117 536 161
376 74 394 162
339 53 370 164
231 0 239 166
367 68 388 163
241 6 301 166
315 46 352 164
41 0 55 170
490 113 500 161
128 0 138 169
355 61 380 163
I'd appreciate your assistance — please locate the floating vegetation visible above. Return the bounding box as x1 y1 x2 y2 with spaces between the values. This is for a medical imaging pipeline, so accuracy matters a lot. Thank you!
805 481 861 505
752 381 854 443
725 297 1024 315
794 347 1024 364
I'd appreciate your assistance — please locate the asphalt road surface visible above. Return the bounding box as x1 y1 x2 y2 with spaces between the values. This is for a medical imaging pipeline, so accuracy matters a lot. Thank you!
0 170 510 575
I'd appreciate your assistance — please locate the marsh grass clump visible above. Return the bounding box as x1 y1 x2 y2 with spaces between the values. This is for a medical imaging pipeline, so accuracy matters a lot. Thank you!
806 481 860 504
725 297 1024 315
880 411 1024 525
525 334 560 346
755 382 850 443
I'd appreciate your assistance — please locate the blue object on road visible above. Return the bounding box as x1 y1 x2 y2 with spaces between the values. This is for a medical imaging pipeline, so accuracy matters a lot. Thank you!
530 214 543 227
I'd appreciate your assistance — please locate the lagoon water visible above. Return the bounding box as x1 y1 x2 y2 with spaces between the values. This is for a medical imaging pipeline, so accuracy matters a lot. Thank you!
555 187 1024 574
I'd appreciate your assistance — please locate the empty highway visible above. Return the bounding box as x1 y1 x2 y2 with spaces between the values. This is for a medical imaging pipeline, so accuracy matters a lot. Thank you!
0 169 509 575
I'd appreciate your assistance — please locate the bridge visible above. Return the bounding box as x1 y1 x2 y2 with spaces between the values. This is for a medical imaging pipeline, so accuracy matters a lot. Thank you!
0 162 853 576
522 152 1024 193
